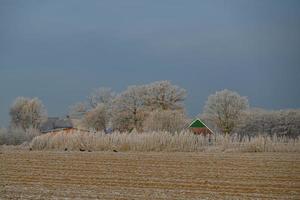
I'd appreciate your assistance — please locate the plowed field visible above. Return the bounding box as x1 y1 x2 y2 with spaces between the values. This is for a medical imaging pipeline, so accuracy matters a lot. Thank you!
1 150 299 199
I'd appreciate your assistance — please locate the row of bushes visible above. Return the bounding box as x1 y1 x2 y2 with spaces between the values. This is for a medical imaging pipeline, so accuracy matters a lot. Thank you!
235 109 300 138
30 130 300 152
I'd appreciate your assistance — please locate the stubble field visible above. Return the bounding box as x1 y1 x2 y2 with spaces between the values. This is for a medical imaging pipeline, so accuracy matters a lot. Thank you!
1 150 299 199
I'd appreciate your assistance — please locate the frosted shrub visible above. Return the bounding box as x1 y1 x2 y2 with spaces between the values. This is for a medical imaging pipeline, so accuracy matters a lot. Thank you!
0 127 41 145
0 128 8 145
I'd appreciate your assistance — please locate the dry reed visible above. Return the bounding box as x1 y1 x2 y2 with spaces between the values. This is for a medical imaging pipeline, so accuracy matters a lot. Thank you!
30 130 300 152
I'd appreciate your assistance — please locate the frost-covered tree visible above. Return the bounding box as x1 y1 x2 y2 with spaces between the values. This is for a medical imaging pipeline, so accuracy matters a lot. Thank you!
88 87 115 109
83 103 110 132
143 110 188 133
111 81 187 132
69 87 115 119
9 97 47 130
203 89 249 135
69 102 88 119
112 85 147 132
144 81 186 111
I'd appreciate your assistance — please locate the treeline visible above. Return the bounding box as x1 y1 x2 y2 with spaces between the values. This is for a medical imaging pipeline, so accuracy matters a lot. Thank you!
70 81 187 133
1 80 299 145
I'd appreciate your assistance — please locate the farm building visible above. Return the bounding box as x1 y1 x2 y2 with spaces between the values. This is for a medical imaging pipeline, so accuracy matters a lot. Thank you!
40 117 73 133
188 118 214 135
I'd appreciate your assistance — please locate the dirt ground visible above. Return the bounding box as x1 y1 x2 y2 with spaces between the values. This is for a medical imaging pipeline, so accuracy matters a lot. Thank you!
1 150 299 199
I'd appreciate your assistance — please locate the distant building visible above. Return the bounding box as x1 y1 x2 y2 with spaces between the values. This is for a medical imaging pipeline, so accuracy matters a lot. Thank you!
40 117 73 133
188 118 213 135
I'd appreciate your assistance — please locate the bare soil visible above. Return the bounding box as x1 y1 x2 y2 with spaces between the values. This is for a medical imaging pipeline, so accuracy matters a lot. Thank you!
1 150 299 199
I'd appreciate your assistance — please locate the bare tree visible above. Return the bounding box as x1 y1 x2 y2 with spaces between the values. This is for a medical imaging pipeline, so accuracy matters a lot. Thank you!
143 110 188 133
69 102 88 119
83 103 110 132
112 85 147 132
69 87 115 126
88 87 115 109
203 89 249 135
9 97 47 130
144 81 186 111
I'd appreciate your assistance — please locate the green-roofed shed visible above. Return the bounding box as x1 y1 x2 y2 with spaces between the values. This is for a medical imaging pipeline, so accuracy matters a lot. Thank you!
188 119 213 135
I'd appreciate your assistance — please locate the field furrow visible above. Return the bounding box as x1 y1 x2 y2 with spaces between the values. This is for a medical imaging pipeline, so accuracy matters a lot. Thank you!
1 151 299 199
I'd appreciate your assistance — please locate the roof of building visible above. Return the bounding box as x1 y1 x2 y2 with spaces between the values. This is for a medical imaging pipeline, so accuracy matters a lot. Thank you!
189 119 206 128
188 118 214 134
40 117 73 133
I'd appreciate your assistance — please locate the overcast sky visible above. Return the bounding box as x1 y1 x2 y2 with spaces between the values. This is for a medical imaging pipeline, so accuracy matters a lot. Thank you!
0 0 300 126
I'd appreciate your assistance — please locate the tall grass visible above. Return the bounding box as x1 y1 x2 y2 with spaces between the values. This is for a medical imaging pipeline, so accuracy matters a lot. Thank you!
30 130 300 152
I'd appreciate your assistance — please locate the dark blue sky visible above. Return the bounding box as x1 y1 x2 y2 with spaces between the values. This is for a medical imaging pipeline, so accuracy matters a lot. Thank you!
0 0 300 126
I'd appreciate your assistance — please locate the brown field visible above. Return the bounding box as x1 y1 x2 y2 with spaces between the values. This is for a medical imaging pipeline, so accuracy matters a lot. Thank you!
1 150 300 200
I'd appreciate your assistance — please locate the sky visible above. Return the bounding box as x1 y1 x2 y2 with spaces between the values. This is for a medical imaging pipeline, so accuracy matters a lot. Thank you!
0 0 300 126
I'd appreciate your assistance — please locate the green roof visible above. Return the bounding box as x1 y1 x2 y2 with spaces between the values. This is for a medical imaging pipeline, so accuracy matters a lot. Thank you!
189 119 206 128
